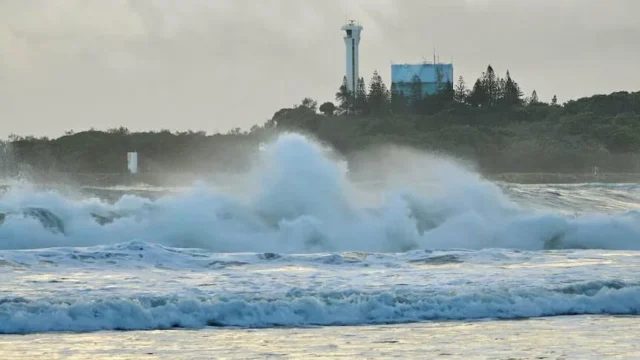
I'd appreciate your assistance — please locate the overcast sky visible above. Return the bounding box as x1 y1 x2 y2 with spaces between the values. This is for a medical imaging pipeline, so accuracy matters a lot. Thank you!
1 0 639 138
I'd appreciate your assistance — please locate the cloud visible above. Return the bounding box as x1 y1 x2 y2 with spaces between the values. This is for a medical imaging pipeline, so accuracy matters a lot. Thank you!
0 0 638 137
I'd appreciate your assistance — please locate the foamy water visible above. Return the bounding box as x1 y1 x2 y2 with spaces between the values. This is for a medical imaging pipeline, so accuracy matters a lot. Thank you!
0 134 639 344
2 134 640 253
3 316 639 359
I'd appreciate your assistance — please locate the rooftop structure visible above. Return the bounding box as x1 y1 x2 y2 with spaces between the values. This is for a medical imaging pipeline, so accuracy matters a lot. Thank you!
391 63 454 96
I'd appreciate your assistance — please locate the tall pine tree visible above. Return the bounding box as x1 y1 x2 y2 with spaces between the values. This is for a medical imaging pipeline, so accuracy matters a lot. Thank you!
435 65 445 93
354 77 369 114
468 78 489 108
502 70 524 106
454 76 468 104
410 74 423 113
426 80 455 114
497 76 506 103
368 70 390 114
482 65 499 107
335 76 353 114
530 90 539 105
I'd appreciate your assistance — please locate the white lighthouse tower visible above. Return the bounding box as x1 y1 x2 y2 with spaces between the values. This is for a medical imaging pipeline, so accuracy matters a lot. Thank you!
341 20 363 95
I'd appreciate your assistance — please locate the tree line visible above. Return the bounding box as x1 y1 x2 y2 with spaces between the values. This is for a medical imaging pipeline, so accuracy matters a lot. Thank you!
2 64 640 177
323 65 548 118
272 64 640 173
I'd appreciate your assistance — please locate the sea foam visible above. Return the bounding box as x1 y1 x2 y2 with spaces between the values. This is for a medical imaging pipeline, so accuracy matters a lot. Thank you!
1 133 640 252
1 282 638 334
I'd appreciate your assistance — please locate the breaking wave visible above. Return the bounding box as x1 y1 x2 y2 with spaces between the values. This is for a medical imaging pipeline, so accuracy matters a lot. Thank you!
1 133 640 252
1 282 638 334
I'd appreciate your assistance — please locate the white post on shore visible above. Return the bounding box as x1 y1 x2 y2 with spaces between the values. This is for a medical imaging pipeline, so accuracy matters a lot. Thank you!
127 152 138 174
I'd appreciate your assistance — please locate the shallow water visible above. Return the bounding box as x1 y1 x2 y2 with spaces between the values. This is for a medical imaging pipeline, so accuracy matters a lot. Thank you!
2 316 639 359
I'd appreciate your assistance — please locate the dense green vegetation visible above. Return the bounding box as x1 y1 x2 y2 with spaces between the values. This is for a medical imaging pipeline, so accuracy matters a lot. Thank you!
2 64 640 177
269 65 640 173
1 129 262 174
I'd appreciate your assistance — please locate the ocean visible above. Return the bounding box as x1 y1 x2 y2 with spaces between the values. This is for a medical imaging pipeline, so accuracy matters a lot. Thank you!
0 134 639 359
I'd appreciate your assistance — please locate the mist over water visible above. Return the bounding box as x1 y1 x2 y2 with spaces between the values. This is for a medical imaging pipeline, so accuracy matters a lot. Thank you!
1 133 640 252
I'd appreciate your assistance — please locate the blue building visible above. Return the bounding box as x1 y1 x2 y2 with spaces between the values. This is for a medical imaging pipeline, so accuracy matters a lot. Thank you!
391 63 454 96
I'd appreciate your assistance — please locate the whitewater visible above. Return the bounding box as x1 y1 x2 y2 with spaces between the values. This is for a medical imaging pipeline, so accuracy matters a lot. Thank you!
0 133 639 358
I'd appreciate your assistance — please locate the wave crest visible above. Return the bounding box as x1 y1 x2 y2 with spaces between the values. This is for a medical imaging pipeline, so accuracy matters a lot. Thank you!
1 133 640 252
1 283 639 334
